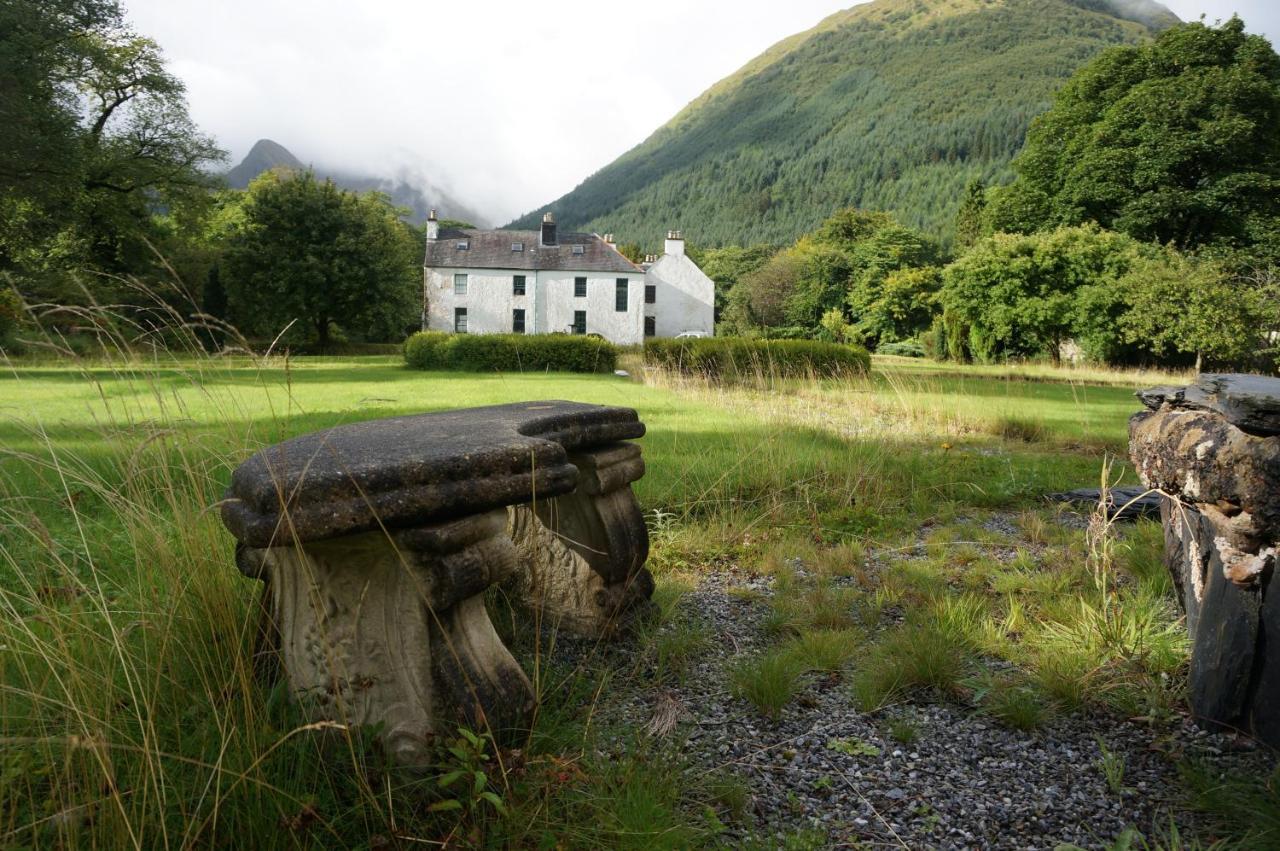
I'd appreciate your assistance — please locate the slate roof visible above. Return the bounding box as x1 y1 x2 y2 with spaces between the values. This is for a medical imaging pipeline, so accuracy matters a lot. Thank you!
424 228 642 274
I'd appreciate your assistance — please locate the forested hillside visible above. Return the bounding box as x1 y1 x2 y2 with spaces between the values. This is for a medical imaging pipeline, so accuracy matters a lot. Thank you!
510 0 1177 247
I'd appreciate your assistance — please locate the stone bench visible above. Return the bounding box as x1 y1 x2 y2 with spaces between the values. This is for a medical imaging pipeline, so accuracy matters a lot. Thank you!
1130 374 1280 746
220 401 656 764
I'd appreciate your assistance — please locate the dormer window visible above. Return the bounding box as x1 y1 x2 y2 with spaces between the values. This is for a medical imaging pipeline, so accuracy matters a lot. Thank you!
572 244 585 255
511 242 524 252
456 240 469 250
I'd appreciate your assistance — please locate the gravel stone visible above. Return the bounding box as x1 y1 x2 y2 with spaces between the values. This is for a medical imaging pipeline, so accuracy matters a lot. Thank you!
552 566 1273 849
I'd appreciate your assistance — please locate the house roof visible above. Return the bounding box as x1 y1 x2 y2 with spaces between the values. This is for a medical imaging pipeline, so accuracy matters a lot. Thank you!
424 228 642 274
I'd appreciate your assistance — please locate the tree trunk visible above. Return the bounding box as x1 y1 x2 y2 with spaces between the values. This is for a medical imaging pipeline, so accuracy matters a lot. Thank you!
316 318 329 354
1195 350 1203 375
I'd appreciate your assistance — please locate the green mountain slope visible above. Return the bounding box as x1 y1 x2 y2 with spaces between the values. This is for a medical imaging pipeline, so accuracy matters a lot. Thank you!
509 0 1178 247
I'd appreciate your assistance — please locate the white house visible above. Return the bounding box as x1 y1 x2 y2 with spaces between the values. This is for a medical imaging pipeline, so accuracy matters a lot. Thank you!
422 212 714 345
641 230 715 339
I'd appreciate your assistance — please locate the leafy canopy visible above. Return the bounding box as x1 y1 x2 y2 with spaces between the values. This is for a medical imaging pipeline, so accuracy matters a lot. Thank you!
1117 250 1265 366
721 208 937 344
940 225 1147 363
222 171 419 349
995 16 1280 250
0 0 224 300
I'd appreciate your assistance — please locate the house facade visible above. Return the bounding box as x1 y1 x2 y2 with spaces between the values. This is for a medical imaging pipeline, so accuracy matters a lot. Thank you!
423 212 714 345
641 231 715 339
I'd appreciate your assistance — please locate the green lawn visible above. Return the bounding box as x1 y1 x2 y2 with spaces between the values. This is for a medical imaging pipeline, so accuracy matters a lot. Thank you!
2 354 1258 848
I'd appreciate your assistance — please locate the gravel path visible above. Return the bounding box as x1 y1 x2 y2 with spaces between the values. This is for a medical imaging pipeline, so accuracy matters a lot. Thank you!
556 565 1271 849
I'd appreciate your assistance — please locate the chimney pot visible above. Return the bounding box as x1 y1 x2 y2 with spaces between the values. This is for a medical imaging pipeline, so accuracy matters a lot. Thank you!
664 229 685 257
428 209 437 221
543 212 555 224
540 212 558 247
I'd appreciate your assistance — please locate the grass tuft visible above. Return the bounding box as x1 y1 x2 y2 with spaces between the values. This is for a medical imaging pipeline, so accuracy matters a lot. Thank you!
789 628 862 673
730 650 806 720
987 415 1048 443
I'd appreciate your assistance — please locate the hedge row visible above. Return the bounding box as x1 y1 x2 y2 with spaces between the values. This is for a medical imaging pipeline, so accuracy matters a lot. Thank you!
404 332 619 373
644 337 870 378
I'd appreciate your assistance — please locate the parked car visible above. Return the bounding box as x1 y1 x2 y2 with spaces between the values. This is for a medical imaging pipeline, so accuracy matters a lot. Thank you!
675 330 708 339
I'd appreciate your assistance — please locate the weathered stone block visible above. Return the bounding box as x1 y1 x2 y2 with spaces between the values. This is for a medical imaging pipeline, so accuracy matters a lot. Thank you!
1130 374 1280 745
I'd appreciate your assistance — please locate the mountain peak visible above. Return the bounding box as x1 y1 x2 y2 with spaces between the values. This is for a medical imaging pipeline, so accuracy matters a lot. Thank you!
222 140 491 227
225 139 303 188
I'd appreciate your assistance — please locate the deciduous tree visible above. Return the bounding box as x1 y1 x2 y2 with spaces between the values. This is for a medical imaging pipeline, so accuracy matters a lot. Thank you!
941 225 1144 364
1006 17 1280 251
0 0 223 300
222 171 419 350
1118 250 1263 371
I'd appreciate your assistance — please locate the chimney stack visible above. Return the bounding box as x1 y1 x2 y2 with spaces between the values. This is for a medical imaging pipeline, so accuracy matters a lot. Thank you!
664 228 685 257
426 209 439 241
540 212 558 247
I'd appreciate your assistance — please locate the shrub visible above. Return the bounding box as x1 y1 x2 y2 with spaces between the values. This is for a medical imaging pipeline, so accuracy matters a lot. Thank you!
404 332 618 373
644 337 869 379
876 340 925 358
405 330 449 368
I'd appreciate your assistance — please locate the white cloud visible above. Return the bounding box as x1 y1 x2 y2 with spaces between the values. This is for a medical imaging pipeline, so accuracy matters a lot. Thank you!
122 0 1278 224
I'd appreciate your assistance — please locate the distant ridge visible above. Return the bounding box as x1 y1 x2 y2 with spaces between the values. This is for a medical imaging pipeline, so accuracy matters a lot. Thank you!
224 139 302 188
509 0 1179 247
223 139 490 227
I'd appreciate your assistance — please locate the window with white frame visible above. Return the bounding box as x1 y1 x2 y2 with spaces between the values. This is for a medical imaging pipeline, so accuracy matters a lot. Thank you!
454 273 467 295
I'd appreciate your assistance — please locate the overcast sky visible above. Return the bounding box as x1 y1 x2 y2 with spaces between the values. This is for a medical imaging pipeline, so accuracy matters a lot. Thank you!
124 0 1279 224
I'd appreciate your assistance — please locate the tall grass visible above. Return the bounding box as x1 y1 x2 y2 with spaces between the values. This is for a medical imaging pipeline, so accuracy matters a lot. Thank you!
0 291 1222 846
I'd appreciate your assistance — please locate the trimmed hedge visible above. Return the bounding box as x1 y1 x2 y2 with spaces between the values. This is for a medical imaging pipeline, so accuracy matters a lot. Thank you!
644 337 870 378
404 332 619 373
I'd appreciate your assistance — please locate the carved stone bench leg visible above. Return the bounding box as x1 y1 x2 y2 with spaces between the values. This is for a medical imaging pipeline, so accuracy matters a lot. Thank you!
506 442 656 637
236 509 533 765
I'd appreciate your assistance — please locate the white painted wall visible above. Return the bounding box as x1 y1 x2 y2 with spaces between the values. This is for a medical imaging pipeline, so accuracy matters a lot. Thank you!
644 252 715 338
424 266 644 345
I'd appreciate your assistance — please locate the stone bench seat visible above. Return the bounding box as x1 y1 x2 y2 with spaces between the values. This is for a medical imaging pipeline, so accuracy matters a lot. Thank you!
220 401 656 764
